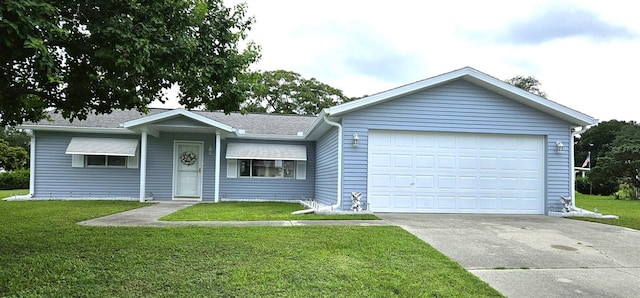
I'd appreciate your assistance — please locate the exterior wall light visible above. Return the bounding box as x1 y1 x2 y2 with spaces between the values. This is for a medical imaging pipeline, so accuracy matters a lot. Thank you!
556 141 565 152
353 133 359 147
208 145 213 156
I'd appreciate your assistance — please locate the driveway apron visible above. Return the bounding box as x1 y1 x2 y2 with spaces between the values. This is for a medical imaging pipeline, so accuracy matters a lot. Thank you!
377 213 640 298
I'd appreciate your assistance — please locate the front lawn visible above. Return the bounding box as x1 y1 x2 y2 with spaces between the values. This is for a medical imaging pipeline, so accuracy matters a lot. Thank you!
162 201 380 221
574 192 640 230
0 189 29 199
0 201 501 297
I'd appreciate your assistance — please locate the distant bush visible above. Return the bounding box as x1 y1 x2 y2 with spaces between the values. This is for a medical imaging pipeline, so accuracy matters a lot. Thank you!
613 183 638 200
575 176 618 195
0 170 29 190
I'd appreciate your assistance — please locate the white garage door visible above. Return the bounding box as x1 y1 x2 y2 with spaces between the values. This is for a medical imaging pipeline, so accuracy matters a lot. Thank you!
368 130 544 214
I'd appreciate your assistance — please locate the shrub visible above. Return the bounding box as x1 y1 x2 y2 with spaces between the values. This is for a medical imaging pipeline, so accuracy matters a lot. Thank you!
0 170 29 190
576 175 618 195
613 183 638 200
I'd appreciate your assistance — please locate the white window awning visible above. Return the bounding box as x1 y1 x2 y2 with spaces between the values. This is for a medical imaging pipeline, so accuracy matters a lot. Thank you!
226 143 307 161
65 137 139 156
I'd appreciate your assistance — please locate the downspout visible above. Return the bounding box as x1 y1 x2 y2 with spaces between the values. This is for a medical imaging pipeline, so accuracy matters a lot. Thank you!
570 127 583 208
27 132 35 198
323 115 343 210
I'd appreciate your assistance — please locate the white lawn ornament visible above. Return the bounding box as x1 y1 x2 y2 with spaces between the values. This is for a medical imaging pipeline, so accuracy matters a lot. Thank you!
351 192 362 212
560 196 572 212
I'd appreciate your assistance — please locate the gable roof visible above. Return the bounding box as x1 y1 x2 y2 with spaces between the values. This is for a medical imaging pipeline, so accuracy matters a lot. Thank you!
22 108 316 137
123 109 234 132
325 66 597 126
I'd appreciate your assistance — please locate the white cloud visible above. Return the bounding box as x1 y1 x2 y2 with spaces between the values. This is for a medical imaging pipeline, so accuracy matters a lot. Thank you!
206 0 640 122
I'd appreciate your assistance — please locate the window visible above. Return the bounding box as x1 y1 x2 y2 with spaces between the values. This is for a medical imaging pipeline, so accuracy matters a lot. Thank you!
86 155 128 167
238 159 296 178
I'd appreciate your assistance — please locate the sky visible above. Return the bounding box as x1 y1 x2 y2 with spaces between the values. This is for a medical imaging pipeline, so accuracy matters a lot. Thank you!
163 0 640 123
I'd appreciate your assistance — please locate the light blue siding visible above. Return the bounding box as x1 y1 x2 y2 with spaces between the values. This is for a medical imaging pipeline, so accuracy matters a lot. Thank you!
219 139 315 201
314 127 339 206
340 79 572 213
33 131 141 198
33 131 314 201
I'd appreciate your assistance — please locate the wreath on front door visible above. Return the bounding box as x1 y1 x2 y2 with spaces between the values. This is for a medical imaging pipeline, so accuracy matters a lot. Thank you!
180 151 197 166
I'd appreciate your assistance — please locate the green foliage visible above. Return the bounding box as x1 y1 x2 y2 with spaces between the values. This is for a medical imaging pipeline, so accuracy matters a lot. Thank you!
575 120 630 168
1 0 260 126
504 75 547 98
162 202 380 221
0 201 501 297
613 183 638 200
0 170 29 190
240 70 352 115
574 192 640 230
588 122 640 194
0 140 28 171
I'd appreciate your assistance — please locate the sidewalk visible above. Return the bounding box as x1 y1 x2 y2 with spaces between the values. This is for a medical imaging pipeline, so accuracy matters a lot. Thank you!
78 201 392 227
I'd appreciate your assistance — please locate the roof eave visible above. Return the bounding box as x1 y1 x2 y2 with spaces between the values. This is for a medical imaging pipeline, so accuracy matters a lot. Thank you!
18 125 135 134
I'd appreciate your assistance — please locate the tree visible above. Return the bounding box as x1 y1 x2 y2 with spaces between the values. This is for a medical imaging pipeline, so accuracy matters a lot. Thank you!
0 127 31 168
505 75 548 98
590 123 640 196
1 0 259 126
240 70 352 115
0 139 28 171
574 120 629 168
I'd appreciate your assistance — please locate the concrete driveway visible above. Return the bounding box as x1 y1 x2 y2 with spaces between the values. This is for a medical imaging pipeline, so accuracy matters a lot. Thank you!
377 214 640 297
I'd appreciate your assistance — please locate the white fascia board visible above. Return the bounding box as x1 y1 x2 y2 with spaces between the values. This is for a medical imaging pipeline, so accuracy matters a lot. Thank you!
229 133 306 141
18 125 135 134
122 109 234 132
302 109 328 137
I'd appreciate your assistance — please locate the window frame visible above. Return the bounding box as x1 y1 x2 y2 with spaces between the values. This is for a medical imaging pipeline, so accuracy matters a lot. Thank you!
238 159 297 179
85 155 129 168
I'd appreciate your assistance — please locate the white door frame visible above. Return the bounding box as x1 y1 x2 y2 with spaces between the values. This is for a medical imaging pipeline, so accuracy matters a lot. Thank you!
172 140 204 200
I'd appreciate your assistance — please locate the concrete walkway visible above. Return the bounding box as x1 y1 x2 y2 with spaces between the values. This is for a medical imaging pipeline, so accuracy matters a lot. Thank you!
78 201 391 227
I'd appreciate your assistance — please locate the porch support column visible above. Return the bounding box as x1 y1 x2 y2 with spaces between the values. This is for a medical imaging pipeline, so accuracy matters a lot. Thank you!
214 131 221 202
139 129 148 202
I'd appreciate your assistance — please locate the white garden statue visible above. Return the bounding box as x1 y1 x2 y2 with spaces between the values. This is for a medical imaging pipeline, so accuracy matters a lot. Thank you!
351 192 362 212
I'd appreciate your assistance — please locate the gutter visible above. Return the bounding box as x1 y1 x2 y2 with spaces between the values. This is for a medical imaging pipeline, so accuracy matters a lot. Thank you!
323 115 343 210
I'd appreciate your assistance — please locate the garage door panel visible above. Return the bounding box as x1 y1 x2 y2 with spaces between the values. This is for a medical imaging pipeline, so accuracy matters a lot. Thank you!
438 176 456 189
415 155 434 168
370 174 391 188
393 195 413 208
438 156 456 168
414 175 434 188
437 196 456 210
394 155 413 168
393 175 413 189
371 153 391 167
368 130 544 214
415 196 434 209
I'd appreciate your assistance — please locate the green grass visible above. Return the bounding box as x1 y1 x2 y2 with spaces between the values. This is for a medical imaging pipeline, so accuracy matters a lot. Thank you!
161 201 380 221
574 192 640 230
0 189 29 199
0 201 501 297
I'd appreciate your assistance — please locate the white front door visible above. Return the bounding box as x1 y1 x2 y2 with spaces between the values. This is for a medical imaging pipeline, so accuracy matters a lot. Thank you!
173 142 203 199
